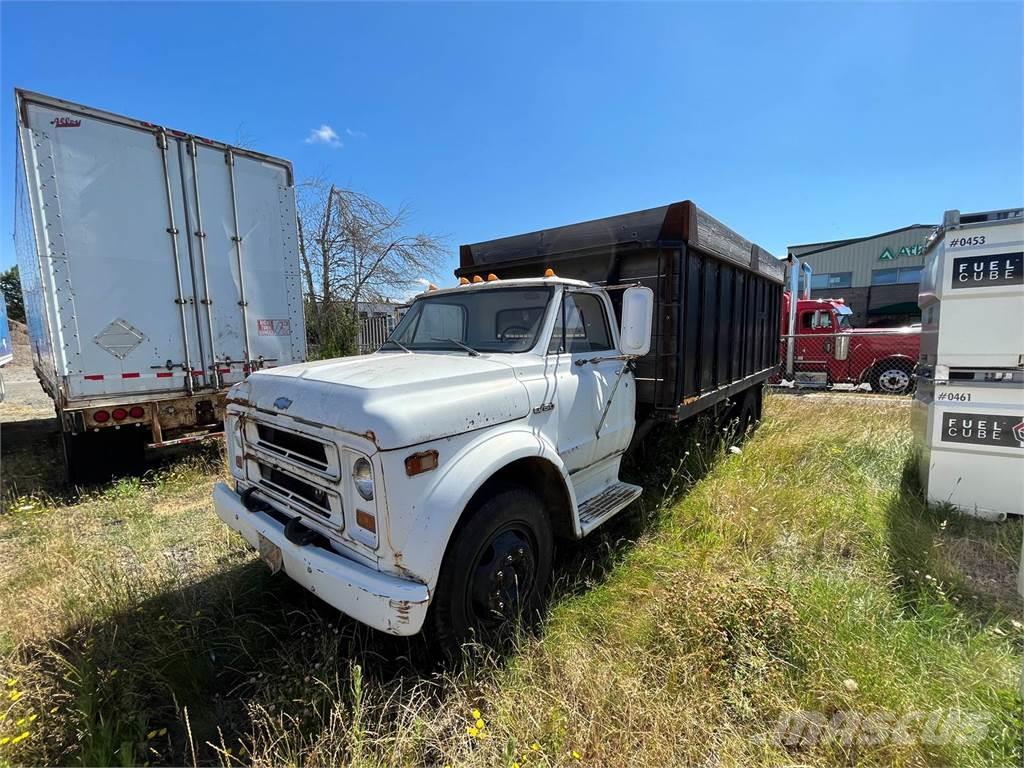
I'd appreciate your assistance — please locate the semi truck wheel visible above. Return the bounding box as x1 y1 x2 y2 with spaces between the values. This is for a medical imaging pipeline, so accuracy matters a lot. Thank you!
428 485 553 651
870 360 915 396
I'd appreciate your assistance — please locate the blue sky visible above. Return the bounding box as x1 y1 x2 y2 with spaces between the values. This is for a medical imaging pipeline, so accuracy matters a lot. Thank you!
2 2 1022 279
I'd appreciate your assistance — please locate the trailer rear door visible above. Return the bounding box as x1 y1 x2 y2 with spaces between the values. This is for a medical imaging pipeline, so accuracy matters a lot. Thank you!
179 141 303 385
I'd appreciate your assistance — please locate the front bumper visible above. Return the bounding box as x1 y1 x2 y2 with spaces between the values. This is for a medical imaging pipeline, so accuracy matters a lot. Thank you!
213 482 430 635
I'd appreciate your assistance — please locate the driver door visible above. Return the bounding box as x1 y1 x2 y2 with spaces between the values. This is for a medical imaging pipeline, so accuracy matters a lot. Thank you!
547 291 634 474
795 308 835 380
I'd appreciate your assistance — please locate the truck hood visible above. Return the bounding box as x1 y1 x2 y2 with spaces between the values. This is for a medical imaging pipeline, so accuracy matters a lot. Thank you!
231 352 531 451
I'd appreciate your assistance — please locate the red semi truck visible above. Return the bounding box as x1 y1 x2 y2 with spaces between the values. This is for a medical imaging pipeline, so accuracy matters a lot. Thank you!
781 293 920 395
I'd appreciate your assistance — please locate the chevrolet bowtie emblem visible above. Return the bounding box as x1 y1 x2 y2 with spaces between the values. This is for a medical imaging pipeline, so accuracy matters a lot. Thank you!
273 396 293 410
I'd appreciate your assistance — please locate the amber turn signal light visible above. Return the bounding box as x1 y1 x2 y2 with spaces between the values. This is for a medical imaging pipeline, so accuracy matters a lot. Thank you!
355 509 377 533
405 449 439 476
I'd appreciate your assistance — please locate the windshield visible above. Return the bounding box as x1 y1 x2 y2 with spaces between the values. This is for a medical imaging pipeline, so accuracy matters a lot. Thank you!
383 287 554 353
834 307 853 330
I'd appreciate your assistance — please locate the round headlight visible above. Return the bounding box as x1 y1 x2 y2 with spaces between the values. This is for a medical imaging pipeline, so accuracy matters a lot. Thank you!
353 457 374 500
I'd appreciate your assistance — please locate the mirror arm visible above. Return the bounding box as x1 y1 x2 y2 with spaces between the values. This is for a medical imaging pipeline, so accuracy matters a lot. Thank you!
594 358 635 438
574 354 638 366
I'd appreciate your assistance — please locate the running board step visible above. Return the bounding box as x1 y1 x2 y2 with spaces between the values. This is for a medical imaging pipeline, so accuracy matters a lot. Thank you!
577 481 643 536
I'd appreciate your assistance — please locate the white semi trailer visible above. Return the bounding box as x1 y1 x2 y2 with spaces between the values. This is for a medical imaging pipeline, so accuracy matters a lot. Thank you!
14 90 306 481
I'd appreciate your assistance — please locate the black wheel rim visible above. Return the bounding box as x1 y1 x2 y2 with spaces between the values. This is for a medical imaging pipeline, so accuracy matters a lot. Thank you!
467 523 537 629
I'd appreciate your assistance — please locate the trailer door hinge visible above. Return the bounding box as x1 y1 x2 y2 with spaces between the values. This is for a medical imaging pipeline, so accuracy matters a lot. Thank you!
238 301 248 307
166 227 179 235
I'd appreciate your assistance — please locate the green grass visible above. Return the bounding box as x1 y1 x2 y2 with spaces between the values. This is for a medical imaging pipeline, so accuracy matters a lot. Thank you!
0 394 1020 767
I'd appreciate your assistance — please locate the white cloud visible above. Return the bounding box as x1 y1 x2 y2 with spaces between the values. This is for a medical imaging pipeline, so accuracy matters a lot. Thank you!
345 128 367 139
305 124 342 147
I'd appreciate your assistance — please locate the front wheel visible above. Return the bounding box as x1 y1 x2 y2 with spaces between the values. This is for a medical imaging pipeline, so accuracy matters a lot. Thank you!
870 361 915 396
427 485 553 651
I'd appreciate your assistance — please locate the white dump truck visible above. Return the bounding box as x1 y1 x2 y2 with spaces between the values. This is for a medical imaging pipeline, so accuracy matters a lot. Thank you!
214 202 784 642
14 90 305 481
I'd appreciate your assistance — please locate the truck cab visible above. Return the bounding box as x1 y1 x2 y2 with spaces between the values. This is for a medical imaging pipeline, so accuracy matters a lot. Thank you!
214 275 655 642
782 293 919 394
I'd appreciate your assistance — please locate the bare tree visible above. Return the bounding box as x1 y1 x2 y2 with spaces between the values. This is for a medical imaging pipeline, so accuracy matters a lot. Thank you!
296 179 446 354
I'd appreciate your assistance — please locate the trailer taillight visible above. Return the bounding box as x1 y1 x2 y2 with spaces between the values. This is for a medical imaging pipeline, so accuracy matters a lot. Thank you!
112 408 128 421
128 406 145 419
93 410 110 423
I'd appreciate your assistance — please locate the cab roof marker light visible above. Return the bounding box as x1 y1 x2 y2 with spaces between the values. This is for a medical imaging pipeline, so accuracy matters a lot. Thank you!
544 268 556 277
472 275 484 283
458 277 470 285
486 273 499 282
427 283 439 292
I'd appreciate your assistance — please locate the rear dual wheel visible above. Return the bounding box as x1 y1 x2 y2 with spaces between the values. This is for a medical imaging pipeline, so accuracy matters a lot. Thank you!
428 485 553 651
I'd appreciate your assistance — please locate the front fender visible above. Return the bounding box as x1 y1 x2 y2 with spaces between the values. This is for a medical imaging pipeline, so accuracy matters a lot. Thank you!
378 425 575 589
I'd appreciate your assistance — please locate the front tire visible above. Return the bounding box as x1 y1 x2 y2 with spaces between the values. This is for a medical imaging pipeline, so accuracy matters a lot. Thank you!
870 360 915 395
428 485 553 651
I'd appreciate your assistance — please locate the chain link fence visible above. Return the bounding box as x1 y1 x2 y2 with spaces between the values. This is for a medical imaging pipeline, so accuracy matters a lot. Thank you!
772 330 919 395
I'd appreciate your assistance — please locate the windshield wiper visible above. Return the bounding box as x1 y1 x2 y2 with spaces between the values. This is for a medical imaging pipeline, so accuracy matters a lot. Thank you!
432 337 480 357
380 338 412 354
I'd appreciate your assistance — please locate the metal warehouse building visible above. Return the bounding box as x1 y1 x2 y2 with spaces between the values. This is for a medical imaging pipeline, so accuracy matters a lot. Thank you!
787 223 937 327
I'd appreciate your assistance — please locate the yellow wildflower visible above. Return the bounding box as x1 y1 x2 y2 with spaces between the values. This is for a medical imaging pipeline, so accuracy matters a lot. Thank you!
157 727 167 737
471 708 481 720
5 679 15 687
475 718 485 730
11 731 30 745
512 763 520 768
572 750 582 760
530 742 541 751
0 736 10 746
27 714 37 723
466 725 479 737
9 690 22 702
146 730 158 740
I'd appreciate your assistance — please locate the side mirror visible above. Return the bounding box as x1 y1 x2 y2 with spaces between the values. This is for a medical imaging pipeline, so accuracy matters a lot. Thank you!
619 286 654 357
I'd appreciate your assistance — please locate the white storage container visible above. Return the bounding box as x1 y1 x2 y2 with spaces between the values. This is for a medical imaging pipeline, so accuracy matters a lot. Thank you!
912 372 1024 520
918 208 1023 370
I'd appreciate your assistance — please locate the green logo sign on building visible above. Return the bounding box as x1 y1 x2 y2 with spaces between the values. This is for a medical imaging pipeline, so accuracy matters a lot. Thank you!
878 244 923 261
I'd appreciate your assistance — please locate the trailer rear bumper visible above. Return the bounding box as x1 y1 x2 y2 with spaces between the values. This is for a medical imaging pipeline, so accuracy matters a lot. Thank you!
213 482 430 636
